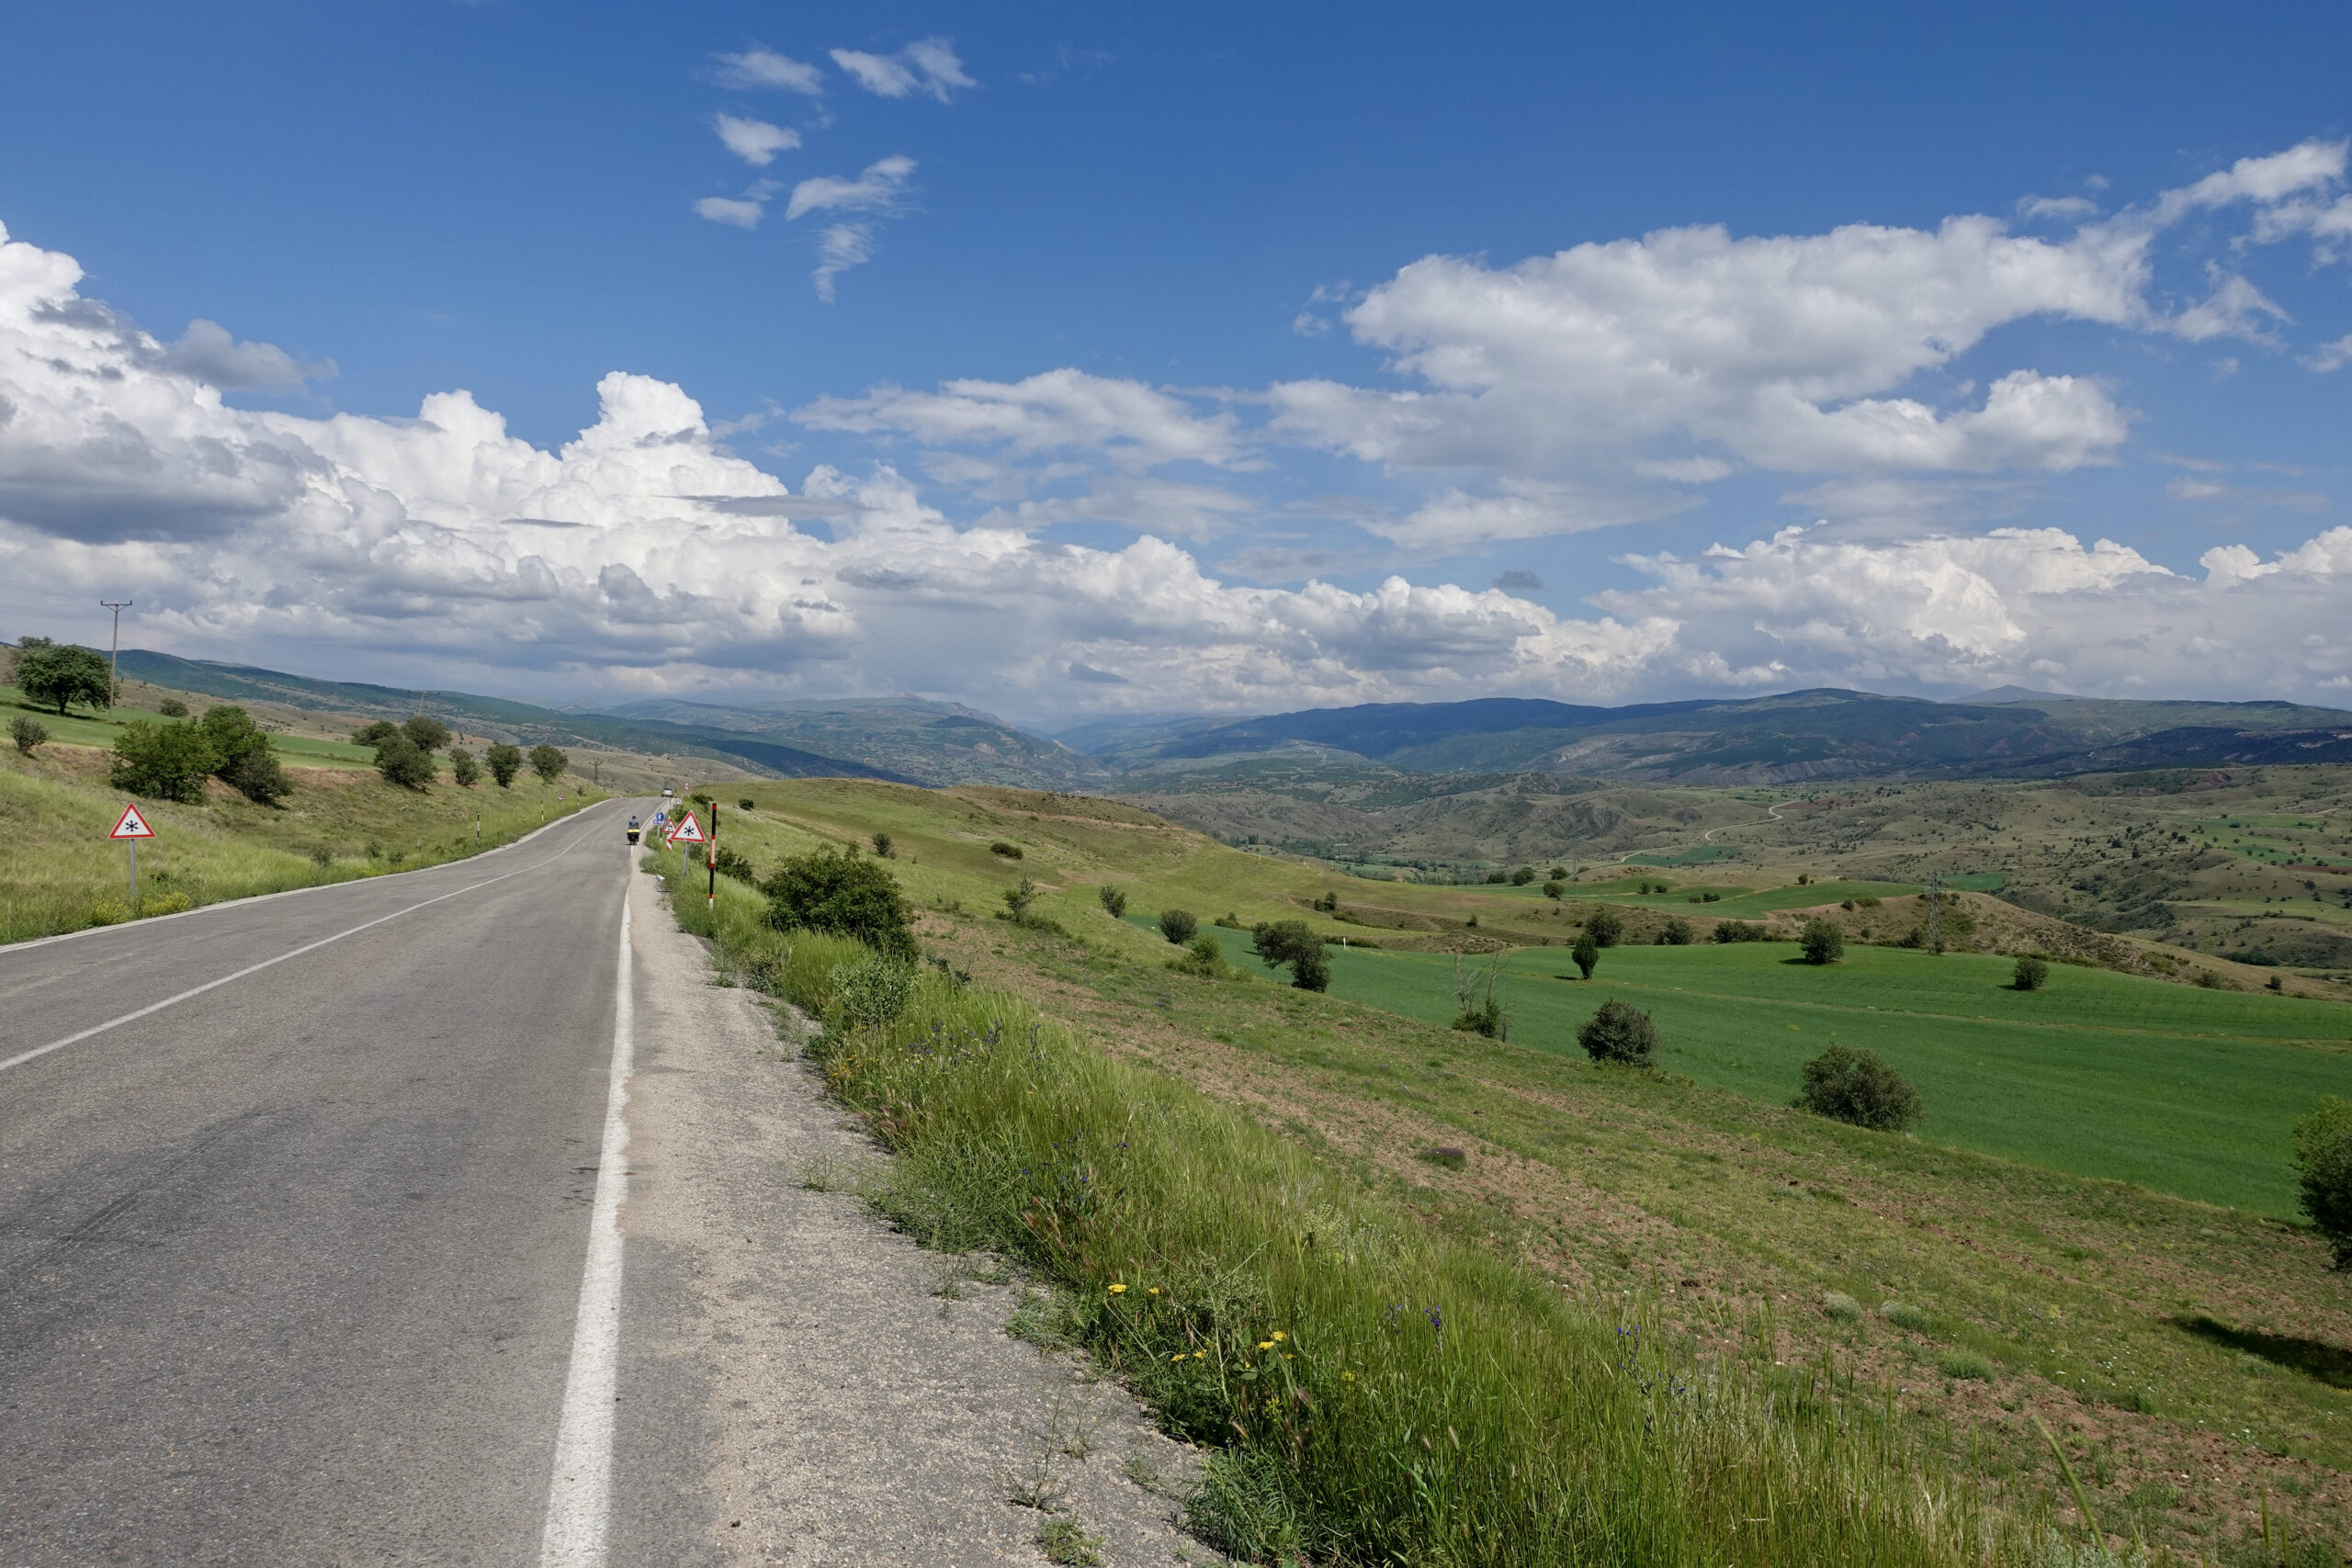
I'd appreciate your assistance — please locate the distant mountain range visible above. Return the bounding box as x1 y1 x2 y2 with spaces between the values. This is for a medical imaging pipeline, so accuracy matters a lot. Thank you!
101 650 2352 789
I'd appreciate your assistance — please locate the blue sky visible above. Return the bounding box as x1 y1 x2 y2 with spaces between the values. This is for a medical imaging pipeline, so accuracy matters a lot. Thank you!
0 1 2347 720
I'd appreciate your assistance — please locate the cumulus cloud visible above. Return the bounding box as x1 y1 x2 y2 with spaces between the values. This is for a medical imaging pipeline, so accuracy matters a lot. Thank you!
829 38 975 102
711 46 825 96
157 319 334 390
714 114 798 166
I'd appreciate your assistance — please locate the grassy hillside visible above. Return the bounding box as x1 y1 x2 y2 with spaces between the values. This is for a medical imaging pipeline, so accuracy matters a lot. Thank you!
671 778 2352 1560
603 694 1108 788
0 737 604 942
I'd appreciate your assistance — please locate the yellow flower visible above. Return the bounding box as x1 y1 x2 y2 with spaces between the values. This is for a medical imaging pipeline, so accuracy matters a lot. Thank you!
1342 1371 1355 1382
1193 1351 1205 1360
1170 1354 1185 1363
1271 1331 1286 1342
1147 1287 1161 1296
1107 1283 1127 1294
1257 1341 1274 1350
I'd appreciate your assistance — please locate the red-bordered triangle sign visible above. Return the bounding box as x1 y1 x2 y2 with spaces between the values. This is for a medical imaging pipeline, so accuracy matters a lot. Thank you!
109 802 156 840
667 812 706 843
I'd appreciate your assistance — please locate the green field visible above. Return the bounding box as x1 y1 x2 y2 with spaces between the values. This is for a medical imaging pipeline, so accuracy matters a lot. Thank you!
1182 925 2352 1215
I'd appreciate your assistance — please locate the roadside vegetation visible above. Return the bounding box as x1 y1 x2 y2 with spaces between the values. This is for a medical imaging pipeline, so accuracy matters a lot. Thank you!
653 779 2352 1562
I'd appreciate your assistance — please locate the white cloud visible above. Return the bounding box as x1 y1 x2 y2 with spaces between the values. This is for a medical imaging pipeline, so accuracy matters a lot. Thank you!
694 192 768 229
714 114 798 167
711 46 825 96
812 224 873 302
1375 479 1699 551
830 38 975 102
2306 333 2352 373
159 319 334 389
2018 194 2099 221
785 154 917 220
799 368 1244 468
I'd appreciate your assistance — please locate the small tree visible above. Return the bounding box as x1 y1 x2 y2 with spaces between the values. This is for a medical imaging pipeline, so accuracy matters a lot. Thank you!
2012 955 2050 991
1003 877 1038 921
1510 865 1536 886
1585 908 1625 947
156 698 188 718
372 731 436 789
485 743 523 788
1658 917 1694 946
1577 998 1657 1066
352 720 402 747
2292 1097 2352 1269
1793 1044 1921 1132
1712 919 1767 943
198 705 289 805
17 643 110 716
763 845 917 962
109 719 217 802
401 716 451 753
1798 919 1846 965
1098 884 1129 919
448 747 481 787
1251 919 1329 990
1543 881 1565 900
527 743 568 784
1571 931 1600 979
1158 908 1198 944
871 831 894 859
10 715 47 754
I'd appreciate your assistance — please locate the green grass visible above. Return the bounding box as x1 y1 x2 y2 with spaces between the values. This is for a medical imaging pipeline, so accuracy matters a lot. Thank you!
654 837 2021 1568
1251 935 2352 1216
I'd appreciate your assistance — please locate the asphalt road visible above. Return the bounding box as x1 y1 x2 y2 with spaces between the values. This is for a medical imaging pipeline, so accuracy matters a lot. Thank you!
0 799 683 1566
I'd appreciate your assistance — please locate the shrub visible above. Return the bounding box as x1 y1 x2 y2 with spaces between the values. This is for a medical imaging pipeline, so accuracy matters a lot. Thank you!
401 715 451 752
448 747 481 787
1416 1146 1467 1170
17 642 110 715
2292 1096 2352 1269
371 731 436 790
762 846 918 962
872 831 894 858
2012 955 2049 991
1003 877 1038 921
198 705 289 805
1311 890 1339 911
352 719 402 747
713 844 757 883
1097 884 1129 919
1584 908 1625 947
1452 999 1505 1038
1577 998 1657 1066
1820 1292 1862 1324
1542 881 1564 899
1168 931 1238 979
826 954 916 1033
485 742 523 787
738 797 755 811
1793 1044 1921 1132
1798 919 1845 964
1548 866 1566 879
1158 908 1198 944
989 840 1023 859
1658 918 1694 946
109 719 217 802
1570 931 1600 979
1936 1352 1993 1382
1878 1302 1932 1332
527 743 568 783
156 698 188 717
1251 919 1329 990
11 715 47 754
1712 920 1766 942
1510 865 1536 886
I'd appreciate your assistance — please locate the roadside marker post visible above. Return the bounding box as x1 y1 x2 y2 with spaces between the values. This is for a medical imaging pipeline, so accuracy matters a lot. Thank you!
707 804 720 911
109 801 155 904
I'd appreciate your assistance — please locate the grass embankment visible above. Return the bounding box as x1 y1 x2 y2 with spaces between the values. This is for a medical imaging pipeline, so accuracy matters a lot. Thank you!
651 834 2024 1567
1172 929 2352 1217
673 781 2352 1560
0 740 601 942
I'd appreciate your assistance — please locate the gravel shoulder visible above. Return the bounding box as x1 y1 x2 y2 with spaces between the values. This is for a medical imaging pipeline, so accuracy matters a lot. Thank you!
621 859 1207 1566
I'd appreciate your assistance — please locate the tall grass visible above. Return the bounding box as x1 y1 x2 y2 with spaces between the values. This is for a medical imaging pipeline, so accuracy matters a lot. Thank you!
658 844 2070 1567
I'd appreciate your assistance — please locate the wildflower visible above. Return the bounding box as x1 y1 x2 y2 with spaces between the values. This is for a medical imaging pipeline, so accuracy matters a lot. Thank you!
1107 1283 1128 1295
1271 1331 1285 1341
1170 1354 1186 1363
1147 1287 1161 1296
1341 1371 1355 1382
1193 1351 1205 1359
1258 1341 1274 1350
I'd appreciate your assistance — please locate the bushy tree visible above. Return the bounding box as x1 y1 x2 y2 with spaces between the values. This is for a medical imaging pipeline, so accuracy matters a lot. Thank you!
109 719 216 801
1571 931 1600 979
1799 919 1846 964
484 742 523 787
448 747 481 787
352 720 402 747
1585 908 1625 947
156 698 188 718
1158 908 1198 944
763 846 917 962
11 715 47 754
1098 884 1129 918
2012 955 2050 991
1793 1044 1921 1132
1712 919 1767 943
372 731 436 789
198 705 289 805
713 844 756 883
17 643 111 715
1251 919 1329 990
1542 881 1565 900
1577 998 1657 1066
527 743 568 784
1658 917 1695 946
2292 1097 2352 1269
1002 876 1038 921
401 716 451 752
1510 865 1536 886
870 831 894 858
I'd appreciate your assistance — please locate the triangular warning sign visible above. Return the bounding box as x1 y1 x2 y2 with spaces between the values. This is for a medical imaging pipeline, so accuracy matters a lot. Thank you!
668 812 706 843
109 802 156 840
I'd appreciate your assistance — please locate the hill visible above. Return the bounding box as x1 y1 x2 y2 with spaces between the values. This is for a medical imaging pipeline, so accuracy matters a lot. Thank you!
598 695 1104 789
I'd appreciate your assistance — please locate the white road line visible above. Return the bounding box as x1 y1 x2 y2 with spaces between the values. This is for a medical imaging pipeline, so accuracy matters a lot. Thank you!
0 818 610 1077
538 892 634 1568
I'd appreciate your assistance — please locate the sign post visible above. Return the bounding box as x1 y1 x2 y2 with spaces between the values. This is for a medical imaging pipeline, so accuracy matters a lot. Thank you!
109 801 155 904
706 804 720 912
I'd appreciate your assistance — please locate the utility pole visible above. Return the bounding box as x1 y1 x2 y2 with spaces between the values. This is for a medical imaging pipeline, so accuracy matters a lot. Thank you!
99 600 131 707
